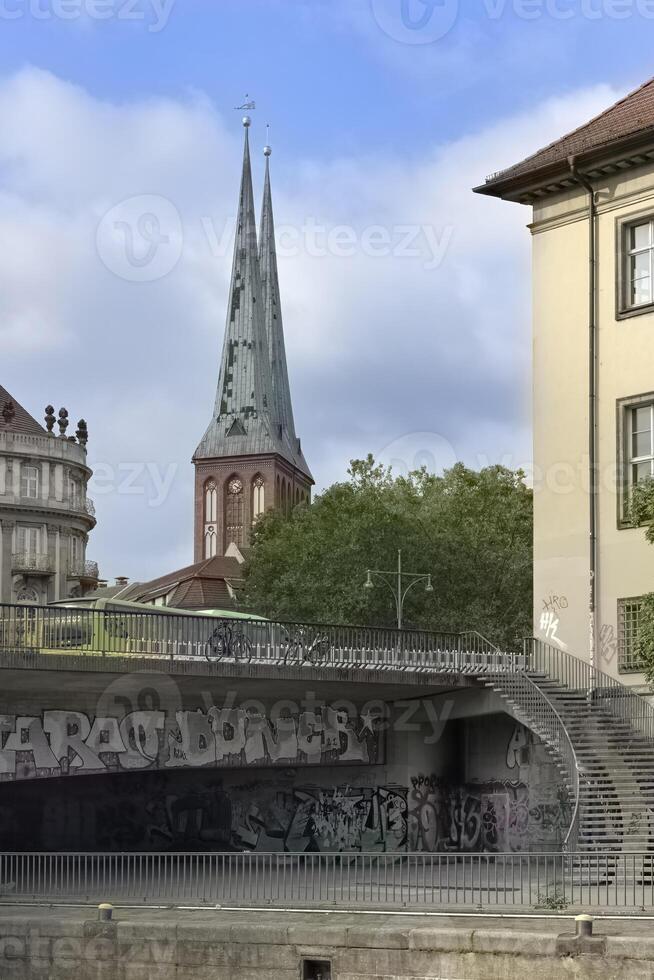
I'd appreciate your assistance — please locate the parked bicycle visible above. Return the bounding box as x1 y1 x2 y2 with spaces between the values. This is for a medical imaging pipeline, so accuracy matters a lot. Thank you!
281 625 332 666
205 620 253 663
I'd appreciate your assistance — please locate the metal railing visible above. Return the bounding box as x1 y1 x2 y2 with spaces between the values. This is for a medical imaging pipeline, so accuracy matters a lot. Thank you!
0 602 523 671
525 637 654 741
0 851 652 910
67 560 99 580
487 668 581 851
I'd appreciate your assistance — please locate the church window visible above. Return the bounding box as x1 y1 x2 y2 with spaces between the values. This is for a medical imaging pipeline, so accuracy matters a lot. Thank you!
225 478 245 547
205 481 217 522
252 476 265 521
204 481 218 558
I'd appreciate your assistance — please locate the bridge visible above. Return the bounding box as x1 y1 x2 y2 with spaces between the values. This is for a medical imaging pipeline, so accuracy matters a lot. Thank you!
1 601 654 901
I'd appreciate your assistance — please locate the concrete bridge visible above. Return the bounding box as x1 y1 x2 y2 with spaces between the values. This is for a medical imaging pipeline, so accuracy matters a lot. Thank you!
1 602 653 862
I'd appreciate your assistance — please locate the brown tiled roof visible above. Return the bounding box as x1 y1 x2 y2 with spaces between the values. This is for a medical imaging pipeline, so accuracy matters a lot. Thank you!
131 556 244 611
479 76 654 196
0 385 46 436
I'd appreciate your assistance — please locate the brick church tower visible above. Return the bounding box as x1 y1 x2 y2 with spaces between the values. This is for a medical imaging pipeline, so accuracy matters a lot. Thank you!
193 117 313 560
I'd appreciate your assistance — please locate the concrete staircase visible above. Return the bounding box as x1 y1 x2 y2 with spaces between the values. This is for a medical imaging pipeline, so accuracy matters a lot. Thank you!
481 639 654 861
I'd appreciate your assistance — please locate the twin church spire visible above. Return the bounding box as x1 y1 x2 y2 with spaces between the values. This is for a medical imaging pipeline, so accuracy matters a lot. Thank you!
193 116 312 558
195 116 311 479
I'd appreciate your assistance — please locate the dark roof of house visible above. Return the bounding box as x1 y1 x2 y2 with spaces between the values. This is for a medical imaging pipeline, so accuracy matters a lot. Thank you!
128 556 244 611
477 76 654 201
0 385 46 436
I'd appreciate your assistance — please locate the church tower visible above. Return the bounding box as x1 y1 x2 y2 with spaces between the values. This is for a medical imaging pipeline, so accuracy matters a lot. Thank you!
193 117 313 560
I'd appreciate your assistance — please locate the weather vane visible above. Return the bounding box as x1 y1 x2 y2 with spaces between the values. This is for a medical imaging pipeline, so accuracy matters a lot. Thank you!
234 94 256 111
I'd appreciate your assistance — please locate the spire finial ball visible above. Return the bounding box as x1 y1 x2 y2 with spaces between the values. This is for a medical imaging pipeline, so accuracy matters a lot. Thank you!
264 145 272 157
242 115 251 128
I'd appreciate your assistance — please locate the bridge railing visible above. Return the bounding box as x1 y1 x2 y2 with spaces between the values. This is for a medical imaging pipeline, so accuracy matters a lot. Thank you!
0 602 523 672
0 851 651 910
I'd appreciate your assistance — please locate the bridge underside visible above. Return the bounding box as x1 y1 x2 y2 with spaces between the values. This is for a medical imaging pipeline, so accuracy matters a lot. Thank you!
0 667 569 855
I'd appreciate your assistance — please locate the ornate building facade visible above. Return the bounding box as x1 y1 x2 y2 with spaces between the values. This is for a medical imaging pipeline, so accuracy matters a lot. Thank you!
193 118 313 560
0 386 98 604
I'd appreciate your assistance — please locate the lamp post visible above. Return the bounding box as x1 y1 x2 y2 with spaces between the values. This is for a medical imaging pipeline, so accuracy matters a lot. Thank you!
363 549 433 630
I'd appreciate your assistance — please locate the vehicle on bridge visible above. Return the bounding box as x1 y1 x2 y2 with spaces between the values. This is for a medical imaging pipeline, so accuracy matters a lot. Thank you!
0 597 269 663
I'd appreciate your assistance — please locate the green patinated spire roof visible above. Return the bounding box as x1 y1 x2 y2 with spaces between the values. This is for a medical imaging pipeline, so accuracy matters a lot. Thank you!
195 120 312 481
195 118 280 461
259 147 312 481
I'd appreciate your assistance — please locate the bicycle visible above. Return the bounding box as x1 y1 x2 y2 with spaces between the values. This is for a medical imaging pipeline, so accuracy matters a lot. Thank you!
205 621 253 663
281 626 332 666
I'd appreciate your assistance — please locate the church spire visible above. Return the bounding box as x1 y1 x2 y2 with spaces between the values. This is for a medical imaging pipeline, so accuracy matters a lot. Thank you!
195 116 278 460
259 143 312 481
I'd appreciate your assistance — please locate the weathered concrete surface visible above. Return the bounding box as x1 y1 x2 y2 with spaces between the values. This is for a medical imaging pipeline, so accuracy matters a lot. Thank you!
2 906 654 979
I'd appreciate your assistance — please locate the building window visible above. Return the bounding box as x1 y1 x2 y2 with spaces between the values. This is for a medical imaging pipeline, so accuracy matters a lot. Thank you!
20 465 39 499
618 597 645 673
69 535 81 570
225 477 244 548
624 218 654 310
69 476 82 510
252 476 265 521
204 526 217 559
204 480 218 558
629 402 654 485
16 525 42 555
618 394 654 524
205 481 217 523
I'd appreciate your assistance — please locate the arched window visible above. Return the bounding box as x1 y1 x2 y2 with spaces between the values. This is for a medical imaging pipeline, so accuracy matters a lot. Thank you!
205 481 217 523
252 476 265 522
225 477 244 548
204 526 217 559
204 480 218 558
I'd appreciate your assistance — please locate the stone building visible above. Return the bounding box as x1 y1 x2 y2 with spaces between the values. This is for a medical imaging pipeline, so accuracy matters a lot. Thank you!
0 386 98 604
193 117 313 561
476 76 654 686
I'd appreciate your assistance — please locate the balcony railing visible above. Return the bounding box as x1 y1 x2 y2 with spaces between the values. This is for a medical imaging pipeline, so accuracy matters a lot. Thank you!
10 553 53 575
68 560 99 580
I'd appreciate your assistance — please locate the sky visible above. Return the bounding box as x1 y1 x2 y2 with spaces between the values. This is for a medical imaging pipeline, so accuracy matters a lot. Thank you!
1 0 652 583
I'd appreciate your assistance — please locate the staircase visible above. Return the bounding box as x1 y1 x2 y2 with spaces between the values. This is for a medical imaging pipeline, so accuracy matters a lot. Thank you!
479 637 654 857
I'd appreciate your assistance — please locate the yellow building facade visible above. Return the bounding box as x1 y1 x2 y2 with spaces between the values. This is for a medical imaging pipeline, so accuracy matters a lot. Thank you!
478 79 654 689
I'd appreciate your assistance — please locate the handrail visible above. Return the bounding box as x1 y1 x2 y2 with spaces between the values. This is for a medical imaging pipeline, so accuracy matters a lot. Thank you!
488 667 581 850
524 637 654 741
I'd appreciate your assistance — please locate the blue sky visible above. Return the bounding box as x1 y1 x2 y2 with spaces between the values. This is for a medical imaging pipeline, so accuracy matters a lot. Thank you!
1 0 651 581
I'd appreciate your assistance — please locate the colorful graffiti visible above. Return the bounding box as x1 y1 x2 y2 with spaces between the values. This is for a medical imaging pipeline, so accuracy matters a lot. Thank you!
0 704 383 782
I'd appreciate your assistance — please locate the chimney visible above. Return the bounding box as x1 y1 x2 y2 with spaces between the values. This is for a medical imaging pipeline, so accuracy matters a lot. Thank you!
115 576 130 587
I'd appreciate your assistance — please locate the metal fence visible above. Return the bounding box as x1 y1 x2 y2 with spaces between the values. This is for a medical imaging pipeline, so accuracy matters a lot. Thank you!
1 851 652 910
0 602 523 673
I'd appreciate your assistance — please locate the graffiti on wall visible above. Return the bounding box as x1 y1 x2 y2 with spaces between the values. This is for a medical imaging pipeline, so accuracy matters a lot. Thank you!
407 773 570 853
0 704 383 782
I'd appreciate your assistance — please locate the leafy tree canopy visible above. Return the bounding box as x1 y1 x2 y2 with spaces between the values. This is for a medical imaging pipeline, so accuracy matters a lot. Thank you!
243 457 532 649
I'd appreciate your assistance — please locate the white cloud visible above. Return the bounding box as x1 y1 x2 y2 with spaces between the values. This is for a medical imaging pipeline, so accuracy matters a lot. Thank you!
0 66 621 582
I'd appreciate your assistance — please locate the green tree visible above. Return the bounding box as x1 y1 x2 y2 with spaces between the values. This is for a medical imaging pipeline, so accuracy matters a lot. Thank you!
243 457 533 649
629 478 654 681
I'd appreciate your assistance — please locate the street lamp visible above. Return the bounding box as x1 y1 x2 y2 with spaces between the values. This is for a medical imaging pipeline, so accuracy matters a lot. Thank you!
363 549 433 630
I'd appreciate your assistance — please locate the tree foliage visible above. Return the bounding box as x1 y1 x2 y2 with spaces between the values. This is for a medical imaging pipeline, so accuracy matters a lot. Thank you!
629 478 654 681
243 457 533 649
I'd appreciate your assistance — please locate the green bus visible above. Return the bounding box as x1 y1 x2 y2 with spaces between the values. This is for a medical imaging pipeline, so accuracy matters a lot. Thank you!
0 597 268 662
